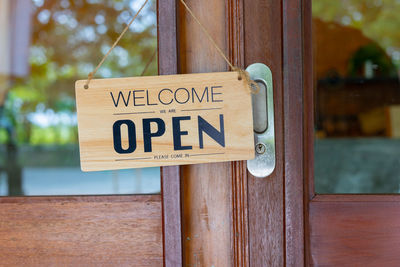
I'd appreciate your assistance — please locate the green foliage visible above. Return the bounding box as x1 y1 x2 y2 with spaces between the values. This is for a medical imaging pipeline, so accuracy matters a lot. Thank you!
313 0 400 68
0 128 9 143
348 43 397 78
3 0 157 145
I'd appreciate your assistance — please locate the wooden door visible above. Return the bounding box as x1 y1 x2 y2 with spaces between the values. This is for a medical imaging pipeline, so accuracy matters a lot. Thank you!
172 0 304 266
5 0 394 265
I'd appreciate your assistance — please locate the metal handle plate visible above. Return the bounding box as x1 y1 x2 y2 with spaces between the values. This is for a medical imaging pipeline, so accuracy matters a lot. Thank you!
246 63 275 178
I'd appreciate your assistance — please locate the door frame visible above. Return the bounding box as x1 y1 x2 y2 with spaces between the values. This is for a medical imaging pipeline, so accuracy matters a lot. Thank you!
282 0 306 265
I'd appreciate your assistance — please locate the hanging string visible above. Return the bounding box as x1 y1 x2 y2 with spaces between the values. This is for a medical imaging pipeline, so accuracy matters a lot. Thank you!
84 0 149 89
84 0 259 94
179 0 259 94
140 48 157 76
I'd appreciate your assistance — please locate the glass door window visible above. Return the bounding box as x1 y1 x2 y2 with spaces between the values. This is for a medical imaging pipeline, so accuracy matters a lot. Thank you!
0 0 160 196
313 0 400 193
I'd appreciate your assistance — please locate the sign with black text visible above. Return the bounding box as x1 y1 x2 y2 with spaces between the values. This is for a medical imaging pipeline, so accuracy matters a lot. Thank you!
75 72 254 171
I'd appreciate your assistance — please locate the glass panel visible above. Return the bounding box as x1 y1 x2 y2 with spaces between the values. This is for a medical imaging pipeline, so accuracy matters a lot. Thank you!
313 0 400 193
0 0 160 196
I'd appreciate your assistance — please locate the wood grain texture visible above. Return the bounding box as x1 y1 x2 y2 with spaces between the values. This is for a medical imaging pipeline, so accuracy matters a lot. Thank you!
226 0 250 265
226 0 244 68
75 72 254 171
161 166 183 267
157 0 177 77
303 0 314 200
282 0 305 265
0 195 163 267
231 161 249 267
309 201 400 266
178 0 233 266
157 1 183 266
303 0 314 265
313 194 400 202
244 0 285 266
181 163 233 266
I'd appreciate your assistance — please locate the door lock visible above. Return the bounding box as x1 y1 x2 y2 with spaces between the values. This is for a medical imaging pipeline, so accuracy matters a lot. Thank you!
246 63 276 178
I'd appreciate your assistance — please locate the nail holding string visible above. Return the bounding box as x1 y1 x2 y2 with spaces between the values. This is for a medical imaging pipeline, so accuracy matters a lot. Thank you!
84 72 93 89
232 67 260 94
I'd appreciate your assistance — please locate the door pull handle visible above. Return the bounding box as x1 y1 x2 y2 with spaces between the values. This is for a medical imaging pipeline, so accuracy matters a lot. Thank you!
246 63 276 178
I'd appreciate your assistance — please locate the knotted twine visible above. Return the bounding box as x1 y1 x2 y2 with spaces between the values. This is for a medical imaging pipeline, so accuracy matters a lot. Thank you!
85 0 259 94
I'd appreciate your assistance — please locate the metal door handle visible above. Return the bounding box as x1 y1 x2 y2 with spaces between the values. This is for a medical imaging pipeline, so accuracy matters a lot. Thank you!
246 63 276 178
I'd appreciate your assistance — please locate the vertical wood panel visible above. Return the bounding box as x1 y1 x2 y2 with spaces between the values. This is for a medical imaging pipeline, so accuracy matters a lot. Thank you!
178 1 232 266
244 0 285 266
161 167 182 267
158 0 178 76
231 161 249 267
181 163 233 266
158 0 183 266
283 0 305 266
303 0 314 265
226 0 249 265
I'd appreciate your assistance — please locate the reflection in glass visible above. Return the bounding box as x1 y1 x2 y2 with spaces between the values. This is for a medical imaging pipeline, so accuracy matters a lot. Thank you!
313 0 400 193
0 0 160 196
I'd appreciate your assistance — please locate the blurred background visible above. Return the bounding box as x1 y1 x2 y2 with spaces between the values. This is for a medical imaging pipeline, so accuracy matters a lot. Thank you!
4 0 399 196
0 0 160 196
313 0 400 193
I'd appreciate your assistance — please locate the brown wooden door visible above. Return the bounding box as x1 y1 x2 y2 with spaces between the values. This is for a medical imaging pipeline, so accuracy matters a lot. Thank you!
1 0 308 266
173 0 304 266
5 0 394 265
176 0 400 265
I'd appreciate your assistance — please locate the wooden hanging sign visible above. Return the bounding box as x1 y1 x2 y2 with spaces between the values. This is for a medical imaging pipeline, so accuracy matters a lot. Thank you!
75 72 255 171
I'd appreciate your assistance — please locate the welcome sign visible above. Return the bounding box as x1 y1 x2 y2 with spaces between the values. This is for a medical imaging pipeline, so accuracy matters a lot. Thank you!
75 72 255 171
